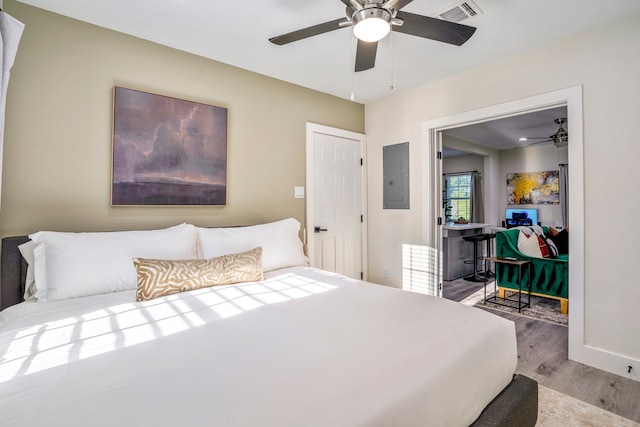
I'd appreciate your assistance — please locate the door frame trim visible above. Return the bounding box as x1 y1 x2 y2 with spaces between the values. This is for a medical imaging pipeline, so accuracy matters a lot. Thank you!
305 122 368 280
422 86 591 369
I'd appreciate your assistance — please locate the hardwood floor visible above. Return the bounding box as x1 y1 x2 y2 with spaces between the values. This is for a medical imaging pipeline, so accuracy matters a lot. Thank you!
444 279 640 423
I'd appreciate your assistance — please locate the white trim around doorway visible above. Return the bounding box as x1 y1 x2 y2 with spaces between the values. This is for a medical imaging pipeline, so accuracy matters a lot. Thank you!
420 86 603 373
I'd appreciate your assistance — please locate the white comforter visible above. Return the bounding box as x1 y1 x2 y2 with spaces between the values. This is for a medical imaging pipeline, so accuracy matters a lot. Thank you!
0 267 517 426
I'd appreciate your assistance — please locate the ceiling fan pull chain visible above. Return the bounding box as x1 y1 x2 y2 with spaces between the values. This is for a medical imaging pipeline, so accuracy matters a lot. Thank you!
388 29 396 91
351 32 357 101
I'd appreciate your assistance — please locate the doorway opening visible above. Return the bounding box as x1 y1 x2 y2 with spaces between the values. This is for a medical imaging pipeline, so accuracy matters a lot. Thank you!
440 106 569 314
422 86 584 364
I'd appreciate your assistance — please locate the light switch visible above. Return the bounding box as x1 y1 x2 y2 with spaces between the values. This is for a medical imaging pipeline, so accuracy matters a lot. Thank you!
294 186 305 199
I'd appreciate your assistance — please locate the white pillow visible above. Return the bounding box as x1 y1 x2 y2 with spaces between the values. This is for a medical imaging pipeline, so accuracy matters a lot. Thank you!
29 224 198 301
18 240 37 301
196 218 306 272
517 231 542 258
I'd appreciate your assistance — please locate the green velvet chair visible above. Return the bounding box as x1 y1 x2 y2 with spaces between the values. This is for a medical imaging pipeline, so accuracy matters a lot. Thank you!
494 227 568 314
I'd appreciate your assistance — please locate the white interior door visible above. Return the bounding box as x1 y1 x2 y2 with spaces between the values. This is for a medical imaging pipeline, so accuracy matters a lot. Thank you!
306 123 367 280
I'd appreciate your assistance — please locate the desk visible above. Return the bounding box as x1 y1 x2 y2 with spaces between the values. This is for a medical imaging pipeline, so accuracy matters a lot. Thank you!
483 257 531 312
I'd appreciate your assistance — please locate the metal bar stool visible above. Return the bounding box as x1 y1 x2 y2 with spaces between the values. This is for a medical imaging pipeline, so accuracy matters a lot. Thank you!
463 233 496 282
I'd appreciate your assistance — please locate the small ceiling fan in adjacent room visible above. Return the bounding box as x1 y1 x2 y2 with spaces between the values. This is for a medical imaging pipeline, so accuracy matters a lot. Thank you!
269 0 477 72
519 118 568 148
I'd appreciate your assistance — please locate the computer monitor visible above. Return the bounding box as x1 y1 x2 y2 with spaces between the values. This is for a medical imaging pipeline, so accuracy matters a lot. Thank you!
505 208 538 228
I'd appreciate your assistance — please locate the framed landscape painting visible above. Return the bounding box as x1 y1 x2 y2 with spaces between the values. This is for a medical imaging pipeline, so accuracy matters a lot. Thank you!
112 87 228 206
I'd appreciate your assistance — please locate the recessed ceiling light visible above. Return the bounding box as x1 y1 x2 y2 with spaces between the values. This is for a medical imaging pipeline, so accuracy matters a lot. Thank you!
518 137 528 141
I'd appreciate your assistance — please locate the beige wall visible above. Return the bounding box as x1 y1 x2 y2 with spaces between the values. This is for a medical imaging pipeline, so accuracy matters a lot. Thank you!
499 144 566 227
365 13 640 376
442 135 500 225
0 1 364 236
444 136 566 227
442 154 484 176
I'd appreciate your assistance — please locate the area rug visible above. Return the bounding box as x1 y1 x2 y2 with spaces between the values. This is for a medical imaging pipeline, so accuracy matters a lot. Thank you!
450 279 569 327
538 385 640 426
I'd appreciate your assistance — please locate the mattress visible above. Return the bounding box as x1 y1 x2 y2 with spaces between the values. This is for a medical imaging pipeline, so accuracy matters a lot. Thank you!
0 266 517 426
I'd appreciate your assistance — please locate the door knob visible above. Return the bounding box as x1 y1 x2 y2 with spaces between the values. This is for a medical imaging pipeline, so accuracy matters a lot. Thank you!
314 226 328 233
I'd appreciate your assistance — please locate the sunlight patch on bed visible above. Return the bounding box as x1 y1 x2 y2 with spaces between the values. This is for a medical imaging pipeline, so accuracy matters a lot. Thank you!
0 271 338 382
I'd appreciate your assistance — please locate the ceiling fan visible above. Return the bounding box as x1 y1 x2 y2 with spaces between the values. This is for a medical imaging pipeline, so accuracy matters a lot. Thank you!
520 118 568 148
269 0 477 72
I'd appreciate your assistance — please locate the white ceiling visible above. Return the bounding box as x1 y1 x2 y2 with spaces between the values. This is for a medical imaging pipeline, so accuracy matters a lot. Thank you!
443 105 568 154
15 0 640 103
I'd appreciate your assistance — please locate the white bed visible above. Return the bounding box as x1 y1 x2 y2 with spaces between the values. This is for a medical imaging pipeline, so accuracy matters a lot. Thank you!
0 219 536 426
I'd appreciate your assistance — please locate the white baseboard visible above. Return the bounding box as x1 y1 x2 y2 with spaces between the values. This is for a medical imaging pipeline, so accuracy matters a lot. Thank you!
570 344 640 382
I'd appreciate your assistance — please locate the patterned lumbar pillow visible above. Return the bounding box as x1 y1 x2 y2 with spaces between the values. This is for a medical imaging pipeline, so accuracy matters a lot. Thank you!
134 246 264 302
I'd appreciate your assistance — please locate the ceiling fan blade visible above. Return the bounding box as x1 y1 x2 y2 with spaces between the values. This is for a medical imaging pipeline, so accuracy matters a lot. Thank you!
522 139 552 147
269 18 348 45
393 0 414 10
381 0 413 10
339 0 354 6
355 39 378 72
394 11 476 46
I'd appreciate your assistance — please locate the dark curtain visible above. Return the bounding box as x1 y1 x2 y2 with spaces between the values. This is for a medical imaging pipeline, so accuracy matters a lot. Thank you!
470 171 484 223
559 164 569 228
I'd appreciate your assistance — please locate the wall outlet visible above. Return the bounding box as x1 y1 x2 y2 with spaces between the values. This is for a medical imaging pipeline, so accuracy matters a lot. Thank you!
384 268 389 279
294 186 305 199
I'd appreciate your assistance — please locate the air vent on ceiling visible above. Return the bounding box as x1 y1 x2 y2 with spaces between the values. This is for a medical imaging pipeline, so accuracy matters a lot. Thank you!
438 0 483 23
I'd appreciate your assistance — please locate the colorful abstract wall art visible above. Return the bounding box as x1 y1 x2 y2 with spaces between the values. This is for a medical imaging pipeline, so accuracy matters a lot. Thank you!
506 170 559 205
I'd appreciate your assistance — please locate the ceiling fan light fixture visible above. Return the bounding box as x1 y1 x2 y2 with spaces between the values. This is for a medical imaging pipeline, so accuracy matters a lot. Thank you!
352 8 391 42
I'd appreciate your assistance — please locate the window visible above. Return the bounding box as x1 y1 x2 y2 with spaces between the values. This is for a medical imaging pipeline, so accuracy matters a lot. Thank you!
444 173 471 221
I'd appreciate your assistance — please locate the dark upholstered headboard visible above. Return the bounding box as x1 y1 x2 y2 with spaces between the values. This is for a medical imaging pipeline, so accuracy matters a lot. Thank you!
1 236 30 311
